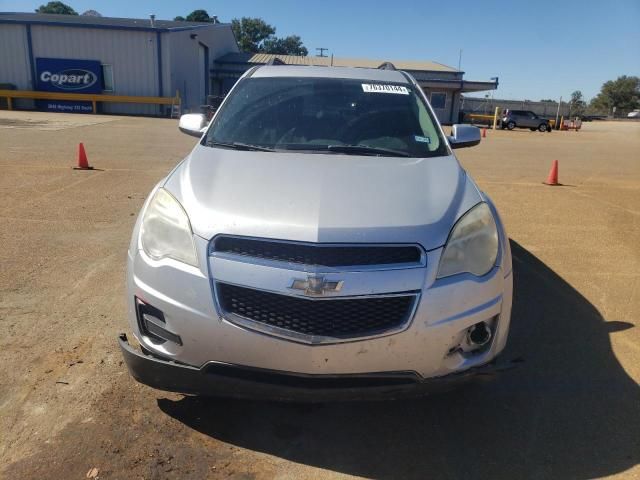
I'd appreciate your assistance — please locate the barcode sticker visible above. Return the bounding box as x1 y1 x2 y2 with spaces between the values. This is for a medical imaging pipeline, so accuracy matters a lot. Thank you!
362 84 409 95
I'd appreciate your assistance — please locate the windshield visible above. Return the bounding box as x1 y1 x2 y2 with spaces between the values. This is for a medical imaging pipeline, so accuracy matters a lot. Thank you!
204 76 448 158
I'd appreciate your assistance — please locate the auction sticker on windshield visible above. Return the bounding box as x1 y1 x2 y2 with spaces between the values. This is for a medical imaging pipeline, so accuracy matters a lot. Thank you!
362 84 409 95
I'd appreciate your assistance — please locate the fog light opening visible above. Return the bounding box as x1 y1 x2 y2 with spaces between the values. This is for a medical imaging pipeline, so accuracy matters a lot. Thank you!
135 298 183 346
467 321 492 348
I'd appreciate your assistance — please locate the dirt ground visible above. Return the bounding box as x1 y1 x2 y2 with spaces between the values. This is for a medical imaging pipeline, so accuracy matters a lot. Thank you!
0 111 638 480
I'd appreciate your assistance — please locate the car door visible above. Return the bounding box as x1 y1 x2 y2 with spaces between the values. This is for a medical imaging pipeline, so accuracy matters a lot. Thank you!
511 110 527 127
524 111 538 127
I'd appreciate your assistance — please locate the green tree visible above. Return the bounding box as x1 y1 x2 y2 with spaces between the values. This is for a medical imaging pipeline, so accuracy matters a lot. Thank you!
175 13 308 55
569 90 586 116
590 76 640 114
231 17 308 56
262 35 308 56
231 17 276 53
186 9 213 22
35 1 78 15
540 99 556 103
174 10 216 22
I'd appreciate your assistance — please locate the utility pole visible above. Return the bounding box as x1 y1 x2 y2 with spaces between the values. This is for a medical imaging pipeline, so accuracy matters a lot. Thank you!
458 49 462 71
490 77 498 104
555 96 562 128
316 48 328 57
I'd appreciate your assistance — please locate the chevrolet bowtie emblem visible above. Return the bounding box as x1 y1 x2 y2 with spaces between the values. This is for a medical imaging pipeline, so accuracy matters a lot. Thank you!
289 275 343 296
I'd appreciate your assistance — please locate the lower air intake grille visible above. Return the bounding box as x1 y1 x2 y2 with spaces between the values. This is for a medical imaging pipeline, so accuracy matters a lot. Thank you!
217 283 416 339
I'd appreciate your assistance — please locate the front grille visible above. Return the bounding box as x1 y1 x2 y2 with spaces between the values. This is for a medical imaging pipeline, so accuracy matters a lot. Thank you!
212 236 422 267
217 283 416 339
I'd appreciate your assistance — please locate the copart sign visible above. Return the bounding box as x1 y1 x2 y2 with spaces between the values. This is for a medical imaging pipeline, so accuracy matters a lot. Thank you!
39 69 98 90
35 58 103 113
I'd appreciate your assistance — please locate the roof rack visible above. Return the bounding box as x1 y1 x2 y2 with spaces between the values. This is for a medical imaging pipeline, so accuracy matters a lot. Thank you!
377 62 396 70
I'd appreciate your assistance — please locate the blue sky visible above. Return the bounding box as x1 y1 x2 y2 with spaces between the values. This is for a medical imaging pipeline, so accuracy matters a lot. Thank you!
2 0 639 100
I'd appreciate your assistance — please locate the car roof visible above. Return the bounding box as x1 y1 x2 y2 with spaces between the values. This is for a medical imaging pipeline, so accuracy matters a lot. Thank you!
251 65 411 84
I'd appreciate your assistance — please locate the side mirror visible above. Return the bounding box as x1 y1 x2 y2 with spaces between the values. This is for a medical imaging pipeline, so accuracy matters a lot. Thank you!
448 124 481 149
178 114 207 138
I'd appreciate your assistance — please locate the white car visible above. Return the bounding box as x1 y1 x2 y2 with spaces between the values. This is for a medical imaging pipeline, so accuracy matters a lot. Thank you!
119 65 513 400
627 110 640 118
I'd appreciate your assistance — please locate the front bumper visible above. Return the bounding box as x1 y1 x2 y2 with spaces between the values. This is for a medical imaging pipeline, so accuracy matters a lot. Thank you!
119 334 512 401
124 193 513 386
126 242 513 378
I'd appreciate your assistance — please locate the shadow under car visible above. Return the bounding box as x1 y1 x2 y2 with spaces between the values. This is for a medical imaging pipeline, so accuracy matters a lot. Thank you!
157 240 639 479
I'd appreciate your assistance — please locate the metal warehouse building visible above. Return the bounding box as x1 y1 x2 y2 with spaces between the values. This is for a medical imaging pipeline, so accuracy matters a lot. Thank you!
0 12 239 115
0 12 497 123
212 53 498 124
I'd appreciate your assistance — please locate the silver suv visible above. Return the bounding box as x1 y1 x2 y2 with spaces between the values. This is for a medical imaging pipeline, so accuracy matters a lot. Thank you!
502 110 552 132
119 65 513 400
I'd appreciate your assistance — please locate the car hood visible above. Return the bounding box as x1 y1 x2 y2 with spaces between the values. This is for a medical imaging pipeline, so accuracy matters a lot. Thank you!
164 145 482 250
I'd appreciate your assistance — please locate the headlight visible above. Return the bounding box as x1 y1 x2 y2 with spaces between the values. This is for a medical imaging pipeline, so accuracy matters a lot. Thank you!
437 202 498 279
140 188 198 267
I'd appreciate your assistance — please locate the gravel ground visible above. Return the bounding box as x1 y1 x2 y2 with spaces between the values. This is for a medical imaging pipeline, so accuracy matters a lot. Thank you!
1 112 638 479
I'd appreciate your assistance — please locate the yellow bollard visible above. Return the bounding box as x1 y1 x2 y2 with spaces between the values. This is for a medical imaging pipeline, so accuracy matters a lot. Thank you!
493 106 500 130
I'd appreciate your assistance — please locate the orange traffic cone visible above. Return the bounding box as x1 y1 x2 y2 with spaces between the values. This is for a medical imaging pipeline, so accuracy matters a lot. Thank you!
73 143 93 170
482 127 487 138
544 160 559 185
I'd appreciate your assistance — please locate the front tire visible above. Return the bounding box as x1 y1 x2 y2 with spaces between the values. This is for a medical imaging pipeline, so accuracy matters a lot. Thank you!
538 123 548 132
507 121 516 130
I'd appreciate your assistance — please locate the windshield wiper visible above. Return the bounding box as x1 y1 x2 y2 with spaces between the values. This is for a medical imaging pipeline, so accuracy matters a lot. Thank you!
326 144 411 157
205 141 276 152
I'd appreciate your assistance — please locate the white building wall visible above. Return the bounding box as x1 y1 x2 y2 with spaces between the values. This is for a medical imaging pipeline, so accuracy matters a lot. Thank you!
1 22 239 116
30 25 160 115
167 25 239 113
0 24 31 88
0 23 33 109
